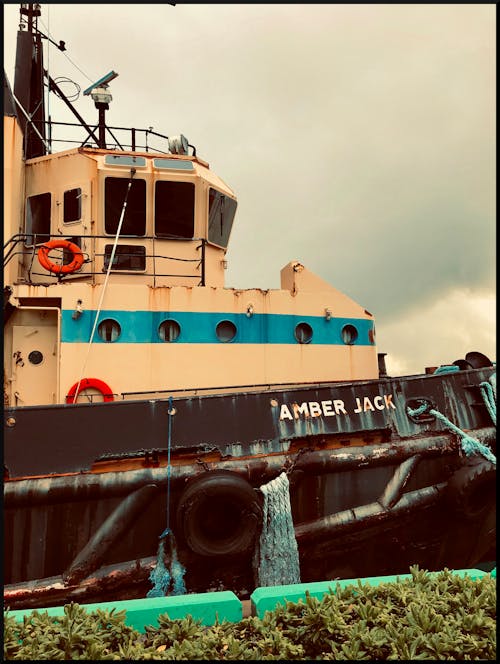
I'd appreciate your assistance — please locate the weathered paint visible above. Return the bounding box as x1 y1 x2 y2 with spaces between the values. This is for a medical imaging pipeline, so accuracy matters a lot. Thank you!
4 18 496 612
4 144 379 407
4 368 494 478
5 268 379 405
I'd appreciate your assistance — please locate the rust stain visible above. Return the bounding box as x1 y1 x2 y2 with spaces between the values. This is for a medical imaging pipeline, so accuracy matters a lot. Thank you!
5 432 385 481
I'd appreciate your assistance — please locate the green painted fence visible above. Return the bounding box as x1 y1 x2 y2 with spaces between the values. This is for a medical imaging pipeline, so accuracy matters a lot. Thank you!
8 567 495 631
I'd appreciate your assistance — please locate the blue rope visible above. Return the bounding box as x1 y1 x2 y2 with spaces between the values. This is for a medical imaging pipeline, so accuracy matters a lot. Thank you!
159 396 174 540
147 396 186 597
479 377 496 426
406 402 496 466
147 540 170 598
433 365 460 375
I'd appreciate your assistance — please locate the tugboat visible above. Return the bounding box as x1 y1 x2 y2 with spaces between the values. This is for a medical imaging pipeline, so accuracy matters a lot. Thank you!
4 4 496 609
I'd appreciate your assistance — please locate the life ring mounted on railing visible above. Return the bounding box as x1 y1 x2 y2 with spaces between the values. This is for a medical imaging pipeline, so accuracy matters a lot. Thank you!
66 378 115 404
38 239 85 275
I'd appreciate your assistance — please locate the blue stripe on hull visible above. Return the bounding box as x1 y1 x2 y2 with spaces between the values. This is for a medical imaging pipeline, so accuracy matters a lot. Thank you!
61 310 375 345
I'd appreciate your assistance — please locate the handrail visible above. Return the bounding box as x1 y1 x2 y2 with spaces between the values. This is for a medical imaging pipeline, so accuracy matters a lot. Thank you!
44 120 197 156
4 233 207 285
3 234 30 267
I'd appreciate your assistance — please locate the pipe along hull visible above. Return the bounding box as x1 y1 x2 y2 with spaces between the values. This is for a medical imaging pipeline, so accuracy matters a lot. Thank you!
4 368 496 609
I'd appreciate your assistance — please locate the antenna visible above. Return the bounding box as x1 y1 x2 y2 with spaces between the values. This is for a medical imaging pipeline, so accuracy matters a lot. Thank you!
82 71 119 96
83 71 119 149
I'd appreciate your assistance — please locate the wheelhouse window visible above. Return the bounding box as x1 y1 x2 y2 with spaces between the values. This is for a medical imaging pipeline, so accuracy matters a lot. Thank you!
105 177 146 236
25 192 51 245
155 181 195 238
208 188 237 248
63 188 82 223
103 245 146 271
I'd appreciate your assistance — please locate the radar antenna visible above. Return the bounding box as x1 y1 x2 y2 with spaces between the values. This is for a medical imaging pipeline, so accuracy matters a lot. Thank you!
83 71 119 149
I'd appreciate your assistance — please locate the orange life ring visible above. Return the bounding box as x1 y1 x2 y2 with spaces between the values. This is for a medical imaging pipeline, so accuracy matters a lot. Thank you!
66 378 115 403
38 239 84 275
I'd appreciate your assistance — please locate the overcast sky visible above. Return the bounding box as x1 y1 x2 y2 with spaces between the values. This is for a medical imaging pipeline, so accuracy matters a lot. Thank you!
4 3 496 375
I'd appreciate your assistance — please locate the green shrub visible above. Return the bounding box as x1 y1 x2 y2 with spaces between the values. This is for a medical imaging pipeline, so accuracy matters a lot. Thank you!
4 567 496 660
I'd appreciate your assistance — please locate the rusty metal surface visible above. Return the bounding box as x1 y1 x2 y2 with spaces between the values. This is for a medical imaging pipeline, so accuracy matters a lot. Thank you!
6 429 494 508
4 483 446 609
3 367 496 604
294 482 447 544
3 368 495 478
4 556 158 610
378 455 421 509
4 428 495 585
4 474 495 610
62 484 159 585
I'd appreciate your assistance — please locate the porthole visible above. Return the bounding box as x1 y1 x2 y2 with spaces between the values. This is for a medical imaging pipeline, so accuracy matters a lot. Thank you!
98 319 121 343
158 319 181 342
368 327 376 344
294 322 313 344
341 324 358 345
28 350 44 365
216 320 237 343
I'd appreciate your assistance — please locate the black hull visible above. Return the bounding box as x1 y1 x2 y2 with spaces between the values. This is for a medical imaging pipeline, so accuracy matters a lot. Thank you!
4 368 496 609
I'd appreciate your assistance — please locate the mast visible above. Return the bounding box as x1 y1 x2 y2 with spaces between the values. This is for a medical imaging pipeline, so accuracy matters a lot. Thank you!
13 3 47 159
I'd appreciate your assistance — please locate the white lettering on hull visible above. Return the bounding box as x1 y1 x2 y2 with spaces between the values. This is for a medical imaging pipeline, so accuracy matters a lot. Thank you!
278 393 397 421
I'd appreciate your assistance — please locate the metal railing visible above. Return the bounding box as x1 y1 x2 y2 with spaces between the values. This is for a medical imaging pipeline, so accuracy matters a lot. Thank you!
44 120 197 156
4 233 207 286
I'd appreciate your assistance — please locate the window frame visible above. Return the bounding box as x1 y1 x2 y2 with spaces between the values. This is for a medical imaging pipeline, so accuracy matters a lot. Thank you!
294 322 314 344
153 178 196 239
97 318 122 343
63 187 83 225
215 319 238 343
103 175 147 237
158 319 182 343
25 191 52 246
207 187 237 249
103 244 147 272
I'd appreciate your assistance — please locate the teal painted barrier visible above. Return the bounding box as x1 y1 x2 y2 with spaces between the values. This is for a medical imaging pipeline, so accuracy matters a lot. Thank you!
250 568 490 617
8 568 494 628
8 590 242 633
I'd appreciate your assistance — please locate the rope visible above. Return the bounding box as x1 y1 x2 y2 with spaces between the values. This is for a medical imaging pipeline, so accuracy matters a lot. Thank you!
479 373 496 425
407 402 496 466
255 472 301 587
160 396 174 539
147 537 186 598
433 365 459 375
147 539 170 598
70 170 135 403
147 396 186 598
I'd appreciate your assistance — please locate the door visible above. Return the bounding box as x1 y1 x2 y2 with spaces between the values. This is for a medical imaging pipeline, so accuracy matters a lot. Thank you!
11 315 58 406
57 181 92 280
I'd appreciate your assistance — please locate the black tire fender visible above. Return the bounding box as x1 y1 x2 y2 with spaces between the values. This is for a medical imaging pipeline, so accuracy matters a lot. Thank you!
176 470 262 557
447 458 496 520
